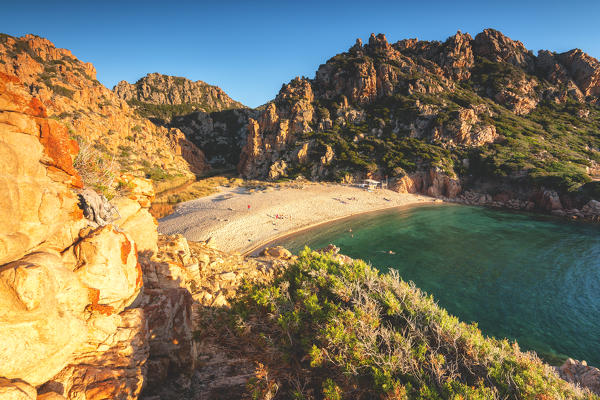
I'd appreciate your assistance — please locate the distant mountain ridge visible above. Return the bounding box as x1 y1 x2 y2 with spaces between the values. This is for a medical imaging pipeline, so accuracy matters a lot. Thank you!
113 72 245 123
112 72 250 167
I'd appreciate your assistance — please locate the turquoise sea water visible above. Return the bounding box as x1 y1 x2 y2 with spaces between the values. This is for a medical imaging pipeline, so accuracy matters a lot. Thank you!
272 204 600 365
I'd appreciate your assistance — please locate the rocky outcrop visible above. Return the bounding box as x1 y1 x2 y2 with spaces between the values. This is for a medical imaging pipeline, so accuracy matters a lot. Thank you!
238 78 316 178
0 71 213 400
0 73 149 399
0 34 208 182
112 203 158 254
0 72 84 265
315 33 449 106
473 29 535 72
493 79 539 115
114 72 244 111
140 236 289 399
0 251 89 386
39 309 149 400
437 31 474 80
391 168 462 198
437 104 498 145
556 49 600 97
556 358 600 395
444 189 600 222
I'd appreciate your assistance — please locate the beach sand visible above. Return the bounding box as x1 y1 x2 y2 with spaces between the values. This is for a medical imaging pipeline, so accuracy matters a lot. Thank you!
158 182 434 254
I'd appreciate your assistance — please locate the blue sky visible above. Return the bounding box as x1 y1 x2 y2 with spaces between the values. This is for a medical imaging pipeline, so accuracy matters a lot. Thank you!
2 0 599 107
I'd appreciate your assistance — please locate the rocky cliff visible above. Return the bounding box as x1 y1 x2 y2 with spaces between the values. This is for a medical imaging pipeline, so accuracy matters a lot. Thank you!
236 29 600 217
0 71 148 398
0 34 208 194
0 71 288 399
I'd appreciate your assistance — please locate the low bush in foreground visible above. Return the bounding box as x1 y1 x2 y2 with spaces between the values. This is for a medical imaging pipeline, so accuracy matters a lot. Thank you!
231 249 596 399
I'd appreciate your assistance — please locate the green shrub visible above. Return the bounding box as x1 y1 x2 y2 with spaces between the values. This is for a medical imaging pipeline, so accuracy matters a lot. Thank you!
143 165 170 181
49 84 75 99
231 249 596 399
131 125 143 133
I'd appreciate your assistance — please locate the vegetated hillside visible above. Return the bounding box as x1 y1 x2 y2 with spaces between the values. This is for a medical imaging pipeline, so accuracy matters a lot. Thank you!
114 72 254 168
222 248 598 399
0 33 208 196
114 72 246 122
1 64 596 398
236 29 600 214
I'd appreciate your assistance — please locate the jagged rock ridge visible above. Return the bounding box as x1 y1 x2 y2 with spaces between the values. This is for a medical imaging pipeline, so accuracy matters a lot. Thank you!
235 29 600 216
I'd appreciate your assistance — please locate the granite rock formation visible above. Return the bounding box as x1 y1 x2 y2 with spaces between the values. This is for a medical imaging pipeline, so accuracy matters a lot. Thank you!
234 29 600 218
0 34 208 185
557 358 600 395
0 70 294 399
114 72 244 111
113 72 251 169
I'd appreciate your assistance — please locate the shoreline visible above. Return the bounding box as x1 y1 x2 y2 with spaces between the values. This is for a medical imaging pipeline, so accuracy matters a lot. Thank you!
243 201 443 256
158 183 435 253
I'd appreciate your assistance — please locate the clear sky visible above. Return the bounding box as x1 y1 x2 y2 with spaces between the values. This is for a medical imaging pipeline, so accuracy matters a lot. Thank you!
1 0 599 107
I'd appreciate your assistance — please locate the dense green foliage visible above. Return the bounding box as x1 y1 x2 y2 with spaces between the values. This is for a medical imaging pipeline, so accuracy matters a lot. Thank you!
126 99 210 124
231 250 596 399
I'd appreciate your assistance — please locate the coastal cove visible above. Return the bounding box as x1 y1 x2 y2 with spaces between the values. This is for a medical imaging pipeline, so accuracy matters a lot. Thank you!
271 204 600 366
158 183 434 252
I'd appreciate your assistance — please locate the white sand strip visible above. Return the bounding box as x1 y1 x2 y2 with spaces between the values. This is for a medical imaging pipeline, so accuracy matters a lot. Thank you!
158 183 434 254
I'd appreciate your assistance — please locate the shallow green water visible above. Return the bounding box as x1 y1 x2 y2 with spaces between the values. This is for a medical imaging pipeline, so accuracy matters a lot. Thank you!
272 204 600 365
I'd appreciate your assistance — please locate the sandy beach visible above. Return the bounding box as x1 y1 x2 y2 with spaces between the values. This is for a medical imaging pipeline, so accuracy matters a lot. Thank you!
158 182 434 254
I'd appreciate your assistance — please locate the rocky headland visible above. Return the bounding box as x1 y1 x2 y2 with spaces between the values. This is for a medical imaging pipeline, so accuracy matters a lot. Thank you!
1 27 600 399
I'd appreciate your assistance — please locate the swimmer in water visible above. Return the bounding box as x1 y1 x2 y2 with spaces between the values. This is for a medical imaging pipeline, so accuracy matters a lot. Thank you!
376 250 396 255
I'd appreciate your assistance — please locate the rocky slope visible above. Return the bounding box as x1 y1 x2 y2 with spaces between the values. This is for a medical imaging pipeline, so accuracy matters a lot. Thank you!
0 34 208 195
170 107 255 168
0 71 287 399
235 29 600 218
114 73 252 168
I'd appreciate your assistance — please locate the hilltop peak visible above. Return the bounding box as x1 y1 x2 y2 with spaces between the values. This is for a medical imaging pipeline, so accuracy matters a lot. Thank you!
113 72 245 112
